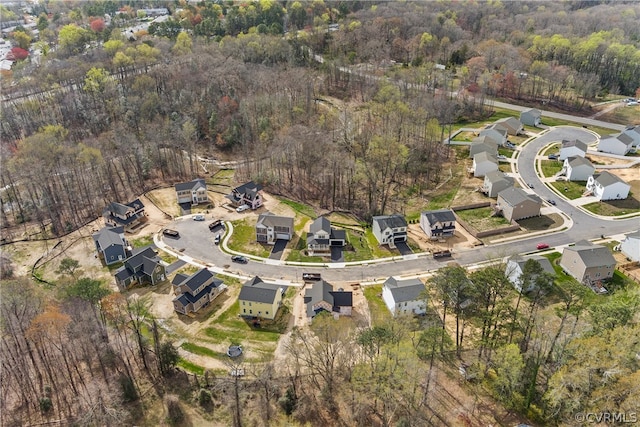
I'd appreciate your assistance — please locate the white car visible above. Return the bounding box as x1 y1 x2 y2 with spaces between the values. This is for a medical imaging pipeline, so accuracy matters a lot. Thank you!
497 154 507 160
236 204 250 213
193 214 205 221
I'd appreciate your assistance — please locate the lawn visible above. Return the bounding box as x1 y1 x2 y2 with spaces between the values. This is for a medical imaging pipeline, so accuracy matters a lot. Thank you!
541 143 560 156
540 160 563 177
277 196 316 218
426 178 461 210
539 118 617 137
517 214 563 231
177 359 205 375
499 163 512 173
363 284 392 325
583 197 640 216
181 342 226 360
130 235 154 248
550 181 586 200
227 219 271 258
498 147 513 158
596 104 640 126
456 207 510 231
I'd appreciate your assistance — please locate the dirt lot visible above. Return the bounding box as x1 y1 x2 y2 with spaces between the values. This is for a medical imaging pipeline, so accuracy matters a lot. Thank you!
587 153 636 166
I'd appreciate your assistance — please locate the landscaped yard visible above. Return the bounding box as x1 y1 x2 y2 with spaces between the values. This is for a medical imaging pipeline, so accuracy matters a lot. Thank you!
456 207 510 231
498 147 514 158
227 219 271 258
550 181 586 200
499 163 512 173
540 160 563 177
583 196 640 216
541 143 560 156
130 235 154 248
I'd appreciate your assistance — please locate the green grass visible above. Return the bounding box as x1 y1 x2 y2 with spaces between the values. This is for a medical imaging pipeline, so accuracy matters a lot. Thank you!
426 182 460 210
517 214 562 231
277 196 316 218
364 229 396 258
228 219 271 258
582 197 640 216
540 117 615 137
550 181 586 200
363 284 392 325
456 207 510 231
177 360 205 375
498 147 513 158
541 143 560 156
203 300 286 345
130 235 153 248
181 342 224 359
540 160 563 177
344 229 374 262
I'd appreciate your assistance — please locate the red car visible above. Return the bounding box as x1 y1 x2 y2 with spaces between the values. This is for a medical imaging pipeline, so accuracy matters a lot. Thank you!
536 243 549 250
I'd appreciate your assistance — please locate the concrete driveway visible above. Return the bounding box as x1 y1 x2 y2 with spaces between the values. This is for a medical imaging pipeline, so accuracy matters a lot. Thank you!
269 239 288 260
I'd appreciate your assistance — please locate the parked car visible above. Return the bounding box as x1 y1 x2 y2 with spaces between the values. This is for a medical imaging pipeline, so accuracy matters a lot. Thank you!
209 219 222 230
193 214 205 221
231 255 248 264
162 229 180 238
547 154 558 160
536 243 549 250
547 199 556 205
214 234 221 245
528 183 534 189
236 204 250 213
627 101 639 106
497 154 507 160
302 273 322 281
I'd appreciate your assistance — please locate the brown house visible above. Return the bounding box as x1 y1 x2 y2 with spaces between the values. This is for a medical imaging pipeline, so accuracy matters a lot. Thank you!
496 188 542 222
559 240 616 291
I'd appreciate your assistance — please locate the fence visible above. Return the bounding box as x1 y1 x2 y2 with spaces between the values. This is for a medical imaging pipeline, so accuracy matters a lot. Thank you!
452 203 520 238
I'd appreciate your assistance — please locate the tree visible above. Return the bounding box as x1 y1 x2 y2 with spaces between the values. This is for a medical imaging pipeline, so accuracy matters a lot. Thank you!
103 39 123 56
8 47 28 60
12 30 32 49
157 341 180 376
58 24 90 55
56 257 80 277
66 277 110 305
491 344 524 406
172 31 193 55
90 17 106 33
429 264 470 355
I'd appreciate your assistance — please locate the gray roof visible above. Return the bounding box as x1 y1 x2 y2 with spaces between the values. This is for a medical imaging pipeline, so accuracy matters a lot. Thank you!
171 273 189 286
483 125 508 136
383 277 426 303
594 171 627 187
485 170 513 185
473 135 501 146
173 282 217 307
567 156 594 168
93 226 125 251
508 255 555 276
176 268 221 294
102 198 145 224
304 280 352 317
617 133 634 146
494 117 522 132
373 214 407 230
175 178 206 192
564 241 616 268
624 230 640 240
309 217 331 234
422 209 456 224
561 139 588 152
474 151 498 165
521 108 541 117
256 212 294 229
498 187 542 207
238 276 281 304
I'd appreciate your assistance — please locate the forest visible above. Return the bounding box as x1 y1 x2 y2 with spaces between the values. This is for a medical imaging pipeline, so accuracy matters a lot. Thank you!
1 0 639 426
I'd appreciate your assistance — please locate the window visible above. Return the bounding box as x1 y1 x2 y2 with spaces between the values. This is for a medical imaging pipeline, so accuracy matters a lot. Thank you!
243 309 246 313
249 302 252 306
242 301 245 305
266 311 269 315
404 302 407 306
249 310 252 314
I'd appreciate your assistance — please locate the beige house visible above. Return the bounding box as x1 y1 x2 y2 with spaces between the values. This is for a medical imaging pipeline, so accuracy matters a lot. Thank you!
560 240 616 289
497 188 542 221
482 170 514 198
175 178 208 206
494 117 523 135
238 276 284 320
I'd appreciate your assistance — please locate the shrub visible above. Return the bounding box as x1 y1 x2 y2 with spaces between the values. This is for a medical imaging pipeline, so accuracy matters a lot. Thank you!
165 395 184 425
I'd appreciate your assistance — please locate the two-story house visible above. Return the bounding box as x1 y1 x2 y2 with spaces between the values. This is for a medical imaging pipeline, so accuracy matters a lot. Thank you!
304 280 353 322
520 108 541 127
472 152 499 178
620 125 640 148
586 171 630 201
598 133 635 156
505 255 555 293
306 217 346 256
559 139 588 160
238 276 284 320
420 209 456 240
560 240 616 290
482 170 514 198
372 214 407 248
494 117 523 135
479 126 508 145
114 247 166 290
226 181 263 209
496 188 542 222
92 226 129 266
619 230 640 263
381 277 426 317
172 268 225 315
175 178 208 206
103 199 146 232
256 212 294 244
469 138 499 158
562 156 595 181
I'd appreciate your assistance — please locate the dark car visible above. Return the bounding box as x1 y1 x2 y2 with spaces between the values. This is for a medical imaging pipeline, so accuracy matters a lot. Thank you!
302 273 322 281
214 234 221 245
162 229 180 238
547 154 558 160
209 219 222 230
547 199 556 205
528 183 534 189
231 255 248 264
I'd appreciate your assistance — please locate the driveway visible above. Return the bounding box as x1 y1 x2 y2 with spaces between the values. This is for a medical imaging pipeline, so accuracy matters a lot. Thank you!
166 259 186 274
269 239 288 260
395 241 413 255
330 246 344 262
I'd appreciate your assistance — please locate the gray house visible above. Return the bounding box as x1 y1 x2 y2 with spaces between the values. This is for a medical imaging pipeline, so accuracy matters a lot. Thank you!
494 117 523 135
103 198 146 232
92 226 129 266
175 178 208 206
482 170 514 197
372 215 407 248
497 188 542 222
306 217 345 255
479 126 508 145
506 255 555 292
226 181 263 209
173 268 225 315
114 247 166 290
559 139 588 160
621 125 640 148
420 209 456 239
520 109 541 126
472 151 499 177
256 212 294 244
469 138 499 158
560 240 616 290
381 277 426 316
304 280 352 321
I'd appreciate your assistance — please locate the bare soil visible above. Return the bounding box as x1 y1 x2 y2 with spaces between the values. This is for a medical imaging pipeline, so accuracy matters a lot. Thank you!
587 153 635 166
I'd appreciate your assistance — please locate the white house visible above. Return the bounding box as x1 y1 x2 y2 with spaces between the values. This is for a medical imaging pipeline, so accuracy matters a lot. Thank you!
619 230 640 263
562 156 595 181
620 125 640 148
256 212 294 244
372 215 407 248
505 255 555 293
382 277 426 316
520 108 541 127
586 171 630 201
598 134 635 156
472 152 499 177
559 139 588 160
420 209 456 239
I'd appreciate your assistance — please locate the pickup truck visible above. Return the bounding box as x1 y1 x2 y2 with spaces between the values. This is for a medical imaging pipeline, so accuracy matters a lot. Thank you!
209 219 222 230
162 229 180 238
432 249 452 259
302 273 322 281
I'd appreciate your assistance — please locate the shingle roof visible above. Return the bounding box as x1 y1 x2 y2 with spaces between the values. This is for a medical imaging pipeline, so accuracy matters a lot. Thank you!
498 187 542 206
522 108 541 117
309 217 331 234
624 230 640 240
306 234 329 246
384 277 426 303
617 133 634 146
561 139 588 152
373 214 407 230
256 212 294 229
422 209 456 224
484 170 513 185
595 171 627 187
175 178 206 192
304 280 352 317
508 255 555 276
176 268 221 294
238 276 281 304
483 124 508 136
564 241 616 268
174 283 217 307
330 229 346 241
567 156 594 168
172 273 189 286
93 226 125 251
474 151 498 164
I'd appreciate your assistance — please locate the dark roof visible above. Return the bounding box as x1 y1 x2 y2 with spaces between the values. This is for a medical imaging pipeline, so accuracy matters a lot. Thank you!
498 187 542 206
330 229 346 241
304 280 352 317
595 171 627 187
330 291 352 311
114 266 132 281
256 212 294 229
567 156 594 168
373 214 407 230
309 217 331 234
174 283 217 307
172 273 190 286
175 178 206 192
422 209 456 225
561 139 588 152
92 226 125 251
306 234 329 246
564 241 616 268
233 181 262 195
383 277 425 303
176 268 221 294
238 276 281 304
507 255 555 276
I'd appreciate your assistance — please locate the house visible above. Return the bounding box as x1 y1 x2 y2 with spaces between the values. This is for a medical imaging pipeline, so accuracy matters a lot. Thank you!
497 188 542 222
420 209 456 239
114 247 166 290
103 199 146 232
372 214 407 248
469 138 499 158
92 226 129 266
306 217 346 256
560 240 616 288
505 255 555 292
559 139 588 160
562 156 595 182
620 125 640 148
472 152 499 177
619 230 640 263
175 178 208 206
238 276 283 320
494 117 523 136
479 126 507 145
172 269 225 315
381 277 426 316
226 181 263 209
598 133 635 156
482 170 514 197
304 280 353 321
256 212 294 244
520 108 541 127
586 172 630 201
